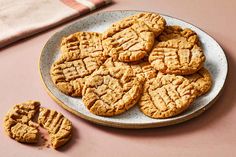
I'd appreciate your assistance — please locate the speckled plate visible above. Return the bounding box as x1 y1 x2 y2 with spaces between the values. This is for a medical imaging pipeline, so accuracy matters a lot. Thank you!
39 10 228 129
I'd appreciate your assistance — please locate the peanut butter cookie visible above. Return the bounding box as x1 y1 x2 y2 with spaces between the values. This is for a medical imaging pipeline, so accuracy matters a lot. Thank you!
184 67 212 97
82 58 144 116
38 107 72 149
50 51 104 97
139 73 197 118
3 101 40 143
61 32 105 59
102 20 155 62
129 61 157 80
149 26 205 75
124 12 166 37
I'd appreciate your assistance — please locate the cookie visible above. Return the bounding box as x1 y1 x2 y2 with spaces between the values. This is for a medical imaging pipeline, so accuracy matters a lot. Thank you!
52 32 107 97
139 73 197 118
82 58 144 116
50 51 104 97
184 67 212 97
149 26 205 75
102 20 155 62
129 61 157 80
61 32 105 59
124 12 166 37
3 101 40 143
158 26 199 44
38 107 72 149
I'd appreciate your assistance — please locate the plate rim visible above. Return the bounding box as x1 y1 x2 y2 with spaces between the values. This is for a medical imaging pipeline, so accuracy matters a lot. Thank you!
39 10 228 129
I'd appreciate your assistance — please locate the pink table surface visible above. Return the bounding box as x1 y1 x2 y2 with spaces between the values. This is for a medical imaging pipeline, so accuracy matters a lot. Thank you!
1 0 236 156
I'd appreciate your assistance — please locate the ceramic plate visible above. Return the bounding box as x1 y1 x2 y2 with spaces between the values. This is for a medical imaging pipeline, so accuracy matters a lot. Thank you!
39 10 228 128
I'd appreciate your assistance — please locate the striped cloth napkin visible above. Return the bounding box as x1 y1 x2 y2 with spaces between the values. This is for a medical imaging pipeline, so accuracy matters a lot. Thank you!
0 0 111 48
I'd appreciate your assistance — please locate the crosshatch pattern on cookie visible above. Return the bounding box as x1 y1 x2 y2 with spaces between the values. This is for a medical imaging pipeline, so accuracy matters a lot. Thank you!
184 67 212 97
102 20 155 62
139 73 197 118
149 26 205 75
51 51 104 97
127 61 157 80
82 58 144 116
61 32 105 59
3 101 40 143
38 107 72 149
124 12 166 37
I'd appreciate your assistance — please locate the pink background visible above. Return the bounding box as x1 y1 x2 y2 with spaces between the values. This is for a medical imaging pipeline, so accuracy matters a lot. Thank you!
1 0 236 156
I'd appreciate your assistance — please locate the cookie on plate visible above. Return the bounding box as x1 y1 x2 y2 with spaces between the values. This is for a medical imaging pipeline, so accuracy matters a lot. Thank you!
139 73 197 118
102 20 155 62
3 101 40 143
38 107 72 149
184 67 212 97
82 58 144 116
61 32 105 59
129 61 157 80
149 26 205 75
50 50 104 97
51 32 107 97
123 12 166 37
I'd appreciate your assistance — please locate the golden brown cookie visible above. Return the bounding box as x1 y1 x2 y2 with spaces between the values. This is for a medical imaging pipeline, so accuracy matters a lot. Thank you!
139 73 197 118
38 107 72 149
52 32 107 97
158 26 199 44
50 51 104 97
61 32 105 59
124 12 166 37
129 61 157 80
3 101 40 143
149 26 205 75
82 58 144 116
102 20 155 62
184 67 212 97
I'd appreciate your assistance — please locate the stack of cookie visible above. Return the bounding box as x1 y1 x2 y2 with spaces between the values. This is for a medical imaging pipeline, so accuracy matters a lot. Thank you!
50 12 212 119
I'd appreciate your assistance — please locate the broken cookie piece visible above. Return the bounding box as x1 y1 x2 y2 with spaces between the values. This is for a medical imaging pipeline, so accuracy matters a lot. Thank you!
3 100 40 143
3 101 73 149
38 107 72 149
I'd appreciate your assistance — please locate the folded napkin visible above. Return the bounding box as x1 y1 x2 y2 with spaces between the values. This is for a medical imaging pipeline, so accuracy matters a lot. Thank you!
0 0 111 48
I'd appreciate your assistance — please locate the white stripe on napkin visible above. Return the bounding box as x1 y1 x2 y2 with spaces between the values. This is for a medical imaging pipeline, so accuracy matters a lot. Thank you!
75 0 96 10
